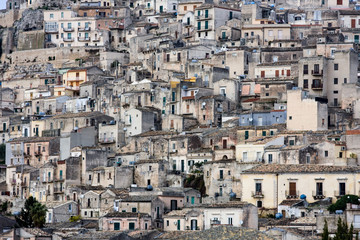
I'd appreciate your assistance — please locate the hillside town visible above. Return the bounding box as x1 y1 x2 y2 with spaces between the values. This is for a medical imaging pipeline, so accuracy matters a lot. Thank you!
2 0 360 239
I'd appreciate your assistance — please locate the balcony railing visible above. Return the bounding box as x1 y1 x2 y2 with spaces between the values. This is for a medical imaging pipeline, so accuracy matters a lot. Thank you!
63 27 74 32
93 37 100 42
54 177 65 182
65 86 80 91
252 191 264 198
312 191 326 199
334 190 350 198
12 150 22 156
311 83 323 90
63 38 74 42
45 28 59 33
196 14 212 20
54 187 64 193
311 70 323 76
197 25 213 32
285 190 299 199
99 138 115 143
42 177 53 183
78 37 91 42
78 27 91 31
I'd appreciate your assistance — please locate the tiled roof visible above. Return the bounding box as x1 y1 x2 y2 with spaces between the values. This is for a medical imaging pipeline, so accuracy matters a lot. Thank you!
244 164 360 174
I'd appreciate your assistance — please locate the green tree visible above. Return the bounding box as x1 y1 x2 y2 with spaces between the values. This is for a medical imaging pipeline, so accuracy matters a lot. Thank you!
333 218 354 240
15 196 47 228
322 219 330 240
328 195 360 213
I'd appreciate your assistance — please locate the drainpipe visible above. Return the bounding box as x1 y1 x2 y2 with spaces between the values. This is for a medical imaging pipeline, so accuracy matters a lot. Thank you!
276 173 279 212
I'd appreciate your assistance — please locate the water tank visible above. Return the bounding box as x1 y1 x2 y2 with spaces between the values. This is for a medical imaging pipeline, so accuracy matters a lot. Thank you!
275 213 283 219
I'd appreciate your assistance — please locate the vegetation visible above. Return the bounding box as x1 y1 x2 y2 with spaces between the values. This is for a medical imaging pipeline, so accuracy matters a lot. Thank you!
328 195 360 213
322 219 329 240
0 143 6 164
69 215 81 222
15 196 47 228
184 174 206 196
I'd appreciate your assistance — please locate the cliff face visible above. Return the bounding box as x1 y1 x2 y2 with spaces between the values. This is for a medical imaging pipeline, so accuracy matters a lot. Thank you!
13 9 44 48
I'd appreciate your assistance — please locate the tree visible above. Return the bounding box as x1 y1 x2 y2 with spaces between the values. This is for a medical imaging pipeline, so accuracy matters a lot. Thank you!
15 196 47 228
328 195 360 213
333 218 354 240
322 219 329 240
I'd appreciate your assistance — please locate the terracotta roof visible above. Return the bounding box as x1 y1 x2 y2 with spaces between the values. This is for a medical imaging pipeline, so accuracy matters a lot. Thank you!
346 130 360 135
244 164 360 174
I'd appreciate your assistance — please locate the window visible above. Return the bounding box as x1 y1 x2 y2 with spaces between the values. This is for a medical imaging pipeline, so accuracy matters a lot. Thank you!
334 78 338 85
303 65 308 74
132 207 137 213
303 79 308 89
337 0 342 5
69 204 72 212
334 64 338 70
316 182 323 196
50 14 54 19
257 201 263 208
243 152 248 161
255 182 262 194
339 182 346 196
289 140 295 146
334 98 338 106
325 151 328 157
219 170 223 179
228 217 233 225
339 151 343 158
268 154 273 163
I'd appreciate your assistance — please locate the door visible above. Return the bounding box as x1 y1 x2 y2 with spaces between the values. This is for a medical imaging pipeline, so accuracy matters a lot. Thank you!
275 70 279 77
245 131 249 140
114 222 120 230
352 19 356 28
339 182 346 196
289 182 296 196
177 220 180 230
191 196 195 205
222 139 227 149
205 9 208 18
171 200 177 211
205 21 208 29
181 160 184 172
355 35 359 43
219 170 223 179
191 219 197 230
129 222 135 230
261 71 265 78
159 5 163 13
287 70 291 76
258 117 263 126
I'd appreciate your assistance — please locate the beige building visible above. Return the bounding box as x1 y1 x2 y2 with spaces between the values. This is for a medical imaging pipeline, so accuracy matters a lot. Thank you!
241 164 360 211
44 10 106 48
286 89 328 131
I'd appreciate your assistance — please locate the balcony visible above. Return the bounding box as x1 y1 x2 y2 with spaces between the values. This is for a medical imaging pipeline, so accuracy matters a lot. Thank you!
42 177 53 183
67 77 85 82
99 138 115 144
63 37 74 42
252 191 264 198
12 150 22 156
10 178 16 185
218 36 229 42
197 25 213 32
65 86 80 91
21 181 27 187
45 28 59 33
334 190 350 198
78 27 91 32
54 187 64 194
285 190 299 199
311 70 323 76
93 37 100 42
184 22 192 27
34 151 42 157
63 27 74 32
184 33 192 38
78 37 91 42
312 191 326 199
311 83 323 90
196 14 212 20
54 177 65 182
